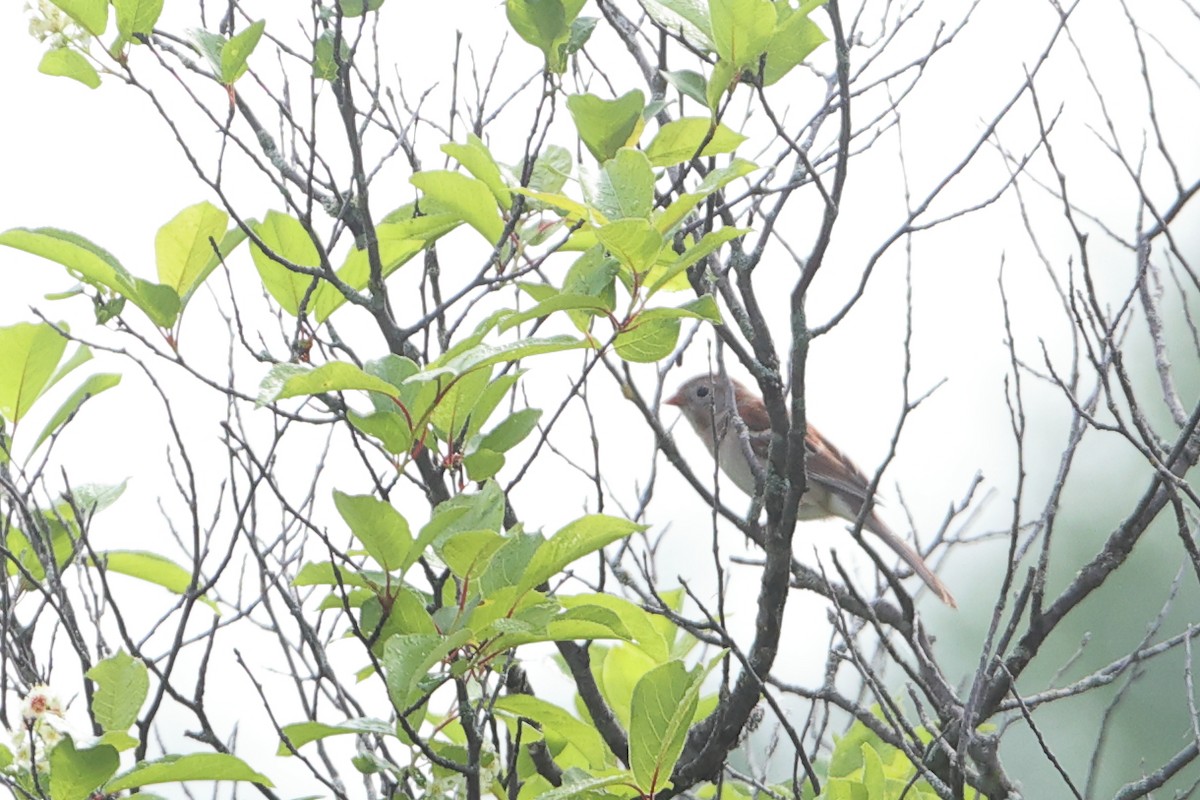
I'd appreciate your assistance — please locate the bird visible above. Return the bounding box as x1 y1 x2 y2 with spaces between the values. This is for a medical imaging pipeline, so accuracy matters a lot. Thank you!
666 373 956 607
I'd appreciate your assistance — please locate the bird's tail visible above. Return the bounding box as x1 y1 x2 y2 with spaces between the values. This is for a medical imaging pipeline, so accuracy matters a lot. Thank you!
866 514 957 608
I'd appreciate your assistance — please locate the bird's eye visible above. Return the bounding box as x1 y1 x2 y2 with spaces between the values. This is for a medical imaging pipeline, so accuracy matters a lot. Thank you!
696 386 709 398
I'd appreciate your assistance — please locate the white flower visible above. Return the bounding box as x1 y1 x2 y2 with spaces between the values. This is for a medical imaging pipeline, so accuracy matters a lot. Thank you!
20 685 64 723
24 0 84 48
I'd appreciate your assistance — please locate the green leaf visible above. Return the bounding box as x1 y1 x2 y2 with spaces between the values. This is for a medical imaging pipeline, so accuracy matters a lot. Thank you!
562 247 619 329
516 515 644 596
258 361 401 405
560 594 670 662
505 0 586 72
86 650 148 732
596 219 664 275
654 158 757 234
535 773 634 800
0 227 180 327
646 227 747 294
510 188 593 223
278 718 394 755
70 480 128 515
861 742 886 797
383 630 472 711
661 69 708 106
0 322 68 424
430 367 491 440
221 19 264 83
640 0 712 50
567 91 646 163
629 660 703 793
191 28 226 72
709 0 776 69
437 530 508 579
443 134 511 210
97 731 139 752
333 491 412 572
410 171 505 243
481 605 633 654
589 148 655 220
50 738 119 800
51 0 108 35
615 314 679 363
428 335 590 377
88 550 219 613
566 15 598 57
707 58 737 109
463 448 505 481
462 372 522 442
418 481 506 551
479 408 541 453
185 225 247 306
763 8 827 85
316 216 457 321
337 0 386 15
527 145 573 194
249 211 322 317
493 695 609 768
645 118 747 167
113 0 162 39
38 48 101 88
347 408 414 454
292 561 371 588
155 201 230 305
105 753 273 792
499 293 612 333
312 30 345 81
479 530 543 597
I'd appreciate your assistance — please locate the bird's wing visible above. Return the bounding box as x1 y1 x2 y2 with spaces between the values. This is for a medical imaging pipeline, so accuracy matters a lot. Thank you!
802 425 874 510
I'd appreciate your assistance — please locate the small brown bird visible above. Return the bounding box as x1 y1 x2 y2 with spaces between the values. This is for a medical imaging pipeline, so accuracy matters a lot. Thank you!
667 374 956 607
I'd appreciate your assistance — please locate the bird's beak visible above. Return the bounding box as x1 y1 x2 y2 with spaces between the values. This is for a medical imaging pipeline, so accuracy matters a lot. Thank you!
665 390 685 407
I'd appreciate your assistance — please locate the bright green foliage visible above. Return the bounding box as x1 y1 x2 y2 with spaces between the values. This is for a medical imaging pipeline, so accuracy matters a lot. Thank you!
444 134 513 210
645 118 747 167
641 0 828 108
48 738 119 800
155 201 232 305
336 0 387 16
191 20 264 84
629 660 709 793
38 48 101 88
567 91 646 163
410 171 506 243
506 0 591 73
52 0 108 35
87 550 219 612
113 0 162 39
286 482 647 760
0 322 69 424
105 753 273 791
334 491 413 572
257 361 404 404
26 650 268 797
763 3 827 85
0 228 181 327
249 211 322 317
0 322 121 460
2 2 842 796
277 717 394 755
312 29 346 80
778 717 982 799
86 650 148 735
